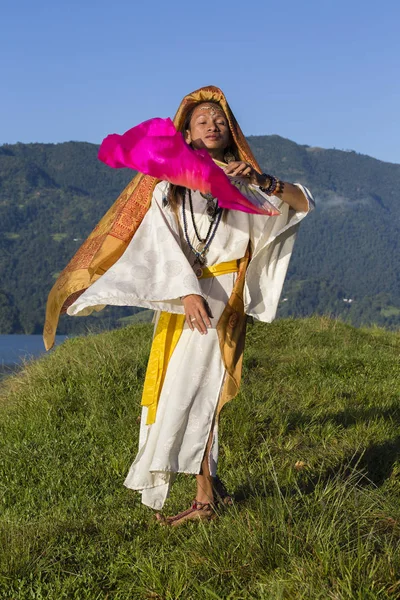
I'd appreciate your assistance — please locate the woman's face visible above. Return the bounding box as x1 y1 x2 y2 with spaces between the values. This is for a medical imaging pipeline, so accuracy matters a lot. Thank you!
185 103 230 161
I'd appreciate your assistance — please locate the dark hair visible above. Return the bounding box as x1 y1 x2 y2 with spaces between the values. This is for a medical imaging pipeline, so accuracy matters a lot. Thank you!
182 105 197 134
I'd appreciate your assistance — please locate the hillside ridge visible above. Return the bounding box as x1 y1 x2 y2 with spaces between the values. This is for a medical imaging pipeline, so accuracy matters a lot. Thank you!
0 136 399 334
1 318 400 597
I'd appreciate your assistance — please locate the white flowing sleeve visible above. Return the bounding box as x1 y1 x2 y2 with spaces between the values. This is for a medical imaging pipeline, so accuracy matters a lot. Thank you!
244 183 315 322
67 182 204 317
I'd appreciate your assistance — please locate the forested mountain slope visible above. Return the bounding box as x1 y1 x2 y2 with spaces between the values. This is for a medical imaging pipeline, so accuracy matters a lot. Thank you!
0 138 399 334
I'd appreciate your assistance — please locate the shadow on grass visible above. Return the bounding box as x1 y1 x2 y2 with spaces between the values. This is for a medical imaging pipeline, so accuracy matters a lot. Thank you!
232 434 400 504
353 436 400 485
285 401 400 431
229 400 400 503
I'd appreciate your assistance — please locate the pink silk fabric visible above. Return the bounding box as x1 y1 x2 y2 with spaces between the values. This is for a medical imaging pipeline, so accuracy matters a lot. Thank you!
98 118 280 216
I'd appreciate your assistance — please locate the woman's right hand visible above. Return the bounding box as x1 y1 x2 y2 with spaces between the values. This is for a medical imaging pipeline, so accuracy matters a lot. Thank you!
182 294 212 334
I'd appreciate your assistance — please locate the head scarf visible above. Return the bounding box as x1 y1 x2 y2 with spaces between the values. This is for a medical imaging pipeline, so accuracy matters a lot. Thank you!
43 86 261 350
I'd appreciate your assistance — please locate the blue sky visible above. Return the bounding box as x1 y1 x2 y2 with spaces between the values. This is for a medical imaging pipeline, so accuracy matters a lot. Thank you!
1 0 399 164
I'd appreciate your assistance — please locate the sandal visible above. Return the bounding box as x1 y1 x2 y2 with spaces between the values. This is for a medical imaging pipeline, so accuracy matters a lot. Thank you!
155 499 217 527
213 476 234 506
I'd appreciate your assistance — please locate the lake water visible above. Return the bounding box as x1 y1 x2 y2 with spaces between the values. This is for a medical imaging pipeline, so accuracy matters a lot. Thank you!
0 335 70 367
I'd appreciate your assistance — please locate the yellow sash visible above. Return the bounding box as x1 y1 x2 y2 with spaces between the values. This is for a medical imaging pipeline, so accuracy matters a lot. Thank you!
141 259 239 425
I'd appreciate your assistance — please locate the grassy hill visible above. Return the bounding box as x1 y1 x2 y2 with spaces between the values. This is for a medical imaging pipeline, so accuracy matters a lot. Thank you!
0 137 399 334
1 318 400 598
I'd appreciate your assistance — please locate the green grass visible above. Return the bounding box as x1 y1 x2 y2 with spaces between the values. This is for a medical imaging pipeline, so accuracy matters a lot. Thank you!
118 310 155 325
1 317 400 599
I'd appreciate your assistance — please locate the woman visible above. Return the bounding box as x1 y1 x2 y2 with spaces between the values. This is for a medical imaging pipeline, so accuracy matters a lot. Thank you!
44 86 314 526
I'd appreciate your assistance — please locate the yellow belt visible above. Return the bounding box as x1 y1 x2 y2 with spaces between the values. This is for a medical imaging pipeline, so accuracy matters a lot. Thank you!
141 259 239 425
194 259 239 279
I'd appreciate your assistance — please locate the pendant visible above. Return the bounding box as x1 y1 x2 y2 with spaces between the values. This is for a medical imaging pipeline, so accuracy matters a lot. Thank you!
206 205 216 221
195 254 207 266
195 266 204 279
196 241 206 252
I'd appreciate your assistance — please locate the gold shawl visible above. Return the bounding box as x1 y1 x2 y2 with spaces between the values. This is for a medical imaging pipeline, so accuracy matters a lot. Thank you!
43 85 261 350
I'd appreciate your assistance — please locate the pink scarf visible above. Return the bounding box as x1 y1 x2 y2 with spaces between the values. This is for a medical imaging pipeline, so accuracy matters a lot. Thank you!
98 118 279 216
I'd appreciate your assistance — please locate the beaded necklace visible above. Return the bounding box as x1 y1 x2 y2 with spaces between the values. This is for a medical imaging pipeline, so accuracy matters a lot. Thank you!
182 189 222 265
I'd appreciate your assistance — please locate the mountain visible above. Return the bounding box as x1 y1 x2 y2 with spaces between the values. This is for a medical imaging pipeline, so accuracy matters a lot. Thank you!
0 138 399 334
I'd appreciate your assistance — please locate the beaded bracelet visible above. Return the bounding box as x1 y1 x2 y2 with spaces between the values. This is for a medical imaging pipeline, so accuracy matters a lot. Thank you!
259 173 278 196
259 174 285 196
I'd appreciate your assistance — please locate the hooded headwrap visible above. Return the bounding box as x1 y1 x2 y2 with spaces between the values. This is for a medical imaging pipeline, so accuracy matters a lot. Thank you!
43 86 261 350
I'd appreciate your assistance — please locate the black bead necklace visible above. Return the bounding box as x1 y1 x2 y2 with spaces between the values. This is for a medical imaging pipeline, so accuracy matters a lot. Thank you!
189 189 215 244
182 189 222 265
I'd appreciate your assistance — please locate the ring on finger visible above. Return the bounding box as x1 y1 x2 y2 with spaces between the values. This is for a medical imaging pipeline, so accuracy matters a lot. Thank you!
190 317 197 322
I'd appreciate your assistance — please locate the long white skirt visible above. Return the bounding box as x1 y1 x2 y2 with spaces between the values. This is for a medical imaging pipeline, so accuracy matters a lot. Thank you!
123 272 236 510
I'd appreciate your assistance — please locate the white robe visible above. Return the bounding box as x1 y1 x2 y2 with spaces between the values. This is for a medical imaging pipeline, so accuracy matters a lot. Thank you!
68 180 314 509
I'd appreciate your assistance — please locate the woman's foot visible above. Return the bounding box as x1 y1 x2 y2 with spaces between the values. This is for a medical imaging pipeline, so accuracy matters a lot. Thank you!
155 499 216 527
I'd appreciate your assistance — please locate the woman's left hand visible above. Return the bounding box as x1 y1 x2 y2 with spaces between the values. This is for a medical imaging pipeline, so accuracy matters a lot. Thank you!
223 161 264 186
